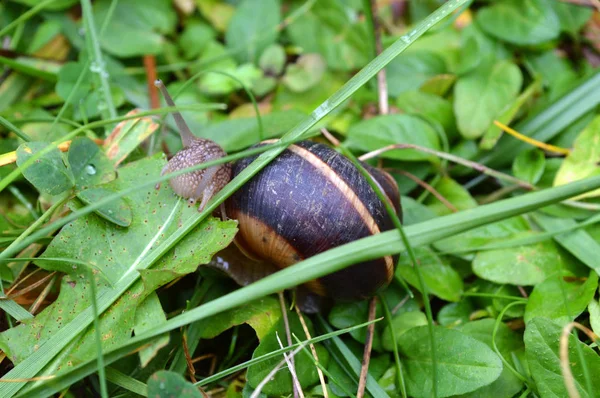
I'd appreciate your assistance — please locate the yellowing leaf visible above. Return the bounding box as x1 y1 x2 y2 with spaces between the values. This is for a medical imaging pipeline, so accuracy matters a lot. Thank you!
554 115 600 198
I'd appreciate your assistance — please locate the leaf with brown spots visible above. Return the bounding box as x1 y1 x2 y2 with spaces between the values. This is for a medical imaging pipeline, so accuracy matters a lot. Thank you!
0 155 236 371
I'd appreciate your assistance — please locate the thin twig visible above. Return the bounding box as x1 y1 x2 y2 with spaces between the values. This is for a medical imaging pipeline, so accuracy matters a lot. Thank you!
295 307 328 398
182 330 198 383
359 143 534 190
5 271 56 300
250 341 309 398
276 333 305 398
386 168 458 212
144 55 160 110
357 297 378 398
279 292 299 398
320 128 341 147
370 0 389 115
559 322 599 398
28 274 57 315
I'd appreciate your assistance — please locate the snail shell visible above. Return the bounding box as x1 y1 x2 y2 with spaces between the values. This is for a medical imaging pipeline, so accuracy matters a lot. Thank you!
225 140 401 301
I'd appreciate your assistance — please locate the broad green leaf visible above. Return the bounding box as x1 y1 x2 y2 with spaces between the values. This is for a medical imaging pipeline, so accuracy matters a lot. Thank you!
396 246 463 302
454 60 522 139
67 137 116 190
525 271 598 325
525 317 600 398
458 319 524 398
554 115 600 198
247 312 329 396
77 187 132 227
476 0 560 46
386 51 447 97
398 326 502 397
420 74 456 96
533 213 600 274
282 54 326 92
134 293 168 367
286 1 369 71
381 311 427 351
103 110 159 166
437 300 474 327
178 19 215 60
401 196 437 226
0 156 236 370
204 110 306 152
512 149 545 185
273 71 344 114
259 44 286 75
435 216 530 254
16 142 74 196
549 1 593 35
225 0 280 63
589 300 600 336
425 177 477 216
147 370 202 397
12 0 77 10
200 296 281 341
346 114 441 162
93 0 177 57
480 80 542 150
473 240 564 286
396 90 457 140
55 62 93 103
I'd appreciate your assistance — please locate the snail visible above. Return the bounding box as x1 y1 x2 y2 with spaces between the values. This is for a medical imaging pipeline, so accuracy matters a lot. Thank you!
155 80 402 301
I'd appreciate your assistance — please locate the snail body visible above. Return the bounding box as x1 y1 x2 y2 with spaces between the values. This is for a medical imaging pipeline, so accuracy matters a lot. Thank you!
155 81 231 211
155 80 402 301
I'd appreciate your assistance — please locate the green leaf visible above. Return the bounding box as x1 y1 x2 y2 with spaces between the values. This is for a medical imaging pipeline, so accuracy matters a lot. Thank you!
286 1 369 71
554 115 600 199
437 300 474 327
346 114 441 162
225 0 281 63
512 149 545 185
0 156 236 370
147 370 202 397
67 137 116 190
396 90 457 140
200 297 282 341
454 60 522 139
247 312 329 396
77 187 132 227
178 19 215 60
259 44 286 75
134 293 169 367
55 62 93 103
386 51 447 97
425 177 477 216
525 317 600 398
532 213 600 274
549 0 593 35
458 319 524 398
93 0 177 57
396 246 463 302
16 142 74 196
401 196 437 226
381 311 428 351
476 0 560 46
589 299 600 336
525 271 598 325
473 240 564 286
435 216 530 254
398 326 502 397
282 54 326 92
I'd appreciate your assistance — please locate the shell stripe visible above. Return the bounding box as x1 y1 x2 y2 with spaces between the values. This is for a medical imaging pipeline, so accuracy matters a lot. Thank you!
234 212 327 296
283 143 395 279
